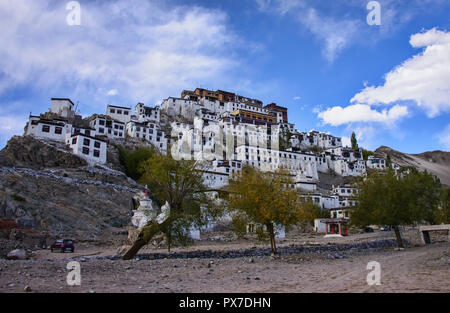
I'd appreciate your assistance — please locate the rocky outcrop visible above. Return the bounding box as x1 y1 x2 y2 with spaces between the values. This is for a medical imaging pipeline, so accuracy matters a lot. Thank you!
375 146 450 186
0 134 154 254
0 136 87 169
106 137 159 172
0 166 142 243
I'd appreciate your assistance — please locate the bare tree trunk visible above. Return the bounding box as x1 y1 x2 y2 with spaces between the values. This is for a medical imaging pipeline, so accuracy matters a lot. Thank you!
121 222 162 260
267 223 277 255
122 238 148 260
393 225 404 248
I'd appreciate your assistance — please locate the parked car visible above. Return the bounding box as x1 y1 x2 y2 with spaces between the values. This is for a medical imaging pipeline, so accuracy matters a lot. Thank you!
380 225 392 231
364 227 374 233
50 239 75 253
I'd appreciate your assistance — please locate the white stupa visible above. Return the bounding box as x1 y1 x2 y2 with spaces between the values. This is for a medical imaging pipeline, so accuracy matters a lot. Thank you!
131 185 170 229
131 185 158 229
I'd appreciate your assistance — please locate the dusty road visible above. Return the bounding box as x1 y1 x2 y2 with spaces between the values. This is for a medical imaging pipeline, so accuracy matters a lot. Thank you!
0 242 448 293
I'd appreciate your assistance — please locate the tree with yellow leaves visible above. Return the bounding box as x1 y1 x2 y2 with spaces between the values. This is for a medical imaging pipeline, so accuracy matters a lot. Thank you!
225 166 304 255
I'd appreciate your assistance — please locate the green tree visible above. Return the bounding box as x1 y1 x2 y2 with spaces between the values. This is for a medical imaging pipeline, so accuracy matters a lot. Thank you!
279 127 292 151
119 146 155 180
299 197 329 226
386 155 392 168
434 188 450 224
122 154 221 260
362 149 374 161
351 132 358 149
225 166 303 255
351 169 442 248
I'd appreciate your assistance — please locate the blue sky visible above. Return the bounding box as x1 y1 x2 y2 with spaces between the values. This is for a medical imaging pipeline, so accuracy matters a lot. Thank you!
0 0 449 153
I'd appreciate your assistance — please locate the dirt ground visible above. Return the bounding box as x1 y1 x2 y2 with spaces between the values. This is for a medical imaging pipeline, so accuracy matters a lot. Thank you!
0 231 448 293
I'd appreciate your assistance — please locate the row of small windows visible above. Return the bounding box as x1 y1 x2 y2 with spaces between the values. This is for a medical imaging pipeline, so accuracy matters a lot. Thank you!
81 147 101 158
71 137 101 148
135 124 155 131
95 119 124 130
109 109 129 115
244 148 313 161
97 128 123 137
135 133 162 142
42 125 62 134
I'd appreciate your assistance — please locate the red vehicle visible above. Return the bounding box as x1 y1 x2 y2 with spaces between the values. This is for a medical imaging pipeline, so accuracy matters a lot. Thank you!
50 239 75 253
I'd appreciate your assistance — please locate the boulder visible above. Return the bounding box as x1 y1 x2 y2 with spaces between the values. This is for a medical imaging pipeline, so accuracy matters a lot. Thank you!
7 249 26 260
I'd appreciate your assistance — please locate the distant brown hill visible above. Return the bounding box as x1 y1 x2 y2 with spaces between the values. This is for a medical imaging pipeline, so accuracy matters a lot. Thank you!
375 146 450 187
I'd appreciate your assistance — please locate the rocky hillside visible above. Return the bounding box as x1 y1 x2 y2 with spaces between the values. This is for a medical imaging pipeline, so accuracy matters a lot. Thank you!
375 146 450 187
0 136 146 256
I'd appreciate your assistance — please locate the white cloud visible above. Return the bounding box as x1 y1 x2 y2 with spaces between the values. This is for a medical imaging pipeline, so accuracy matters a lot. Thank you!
254 1 361 62
293 96 301 100
438 124 450 150
255 1 450 63
107 89 118 96
351 28 450 117
341 136 351 148
0 0 248 111
301 8 361 63
351 125 377 150
318 104 408 126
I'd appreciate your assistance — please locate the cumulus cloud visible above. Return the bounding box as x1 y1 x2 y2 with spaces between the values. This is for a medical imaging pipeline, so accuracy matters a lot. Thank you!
351 28 450 117
0 0 246 111
318 104 408 126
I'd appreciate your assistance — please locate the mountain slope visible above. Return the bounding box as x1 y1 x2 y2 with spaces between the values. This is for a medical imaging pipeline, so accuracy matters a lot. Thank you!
375 146 450 187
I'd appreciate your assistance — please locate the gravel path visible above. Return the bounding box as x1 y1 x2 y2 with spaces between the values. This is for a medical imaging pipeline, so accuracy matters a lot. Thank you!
1 242 448 293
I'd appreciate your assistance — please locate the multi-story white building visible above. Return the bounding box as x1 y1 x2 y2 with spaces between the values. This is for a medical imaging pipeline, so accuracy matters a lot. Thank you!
25 115 71 142
324 147 367 177
332 185 358 208
202 170 229 190
235 145 319 179
329 158 367 177
291 130 342 150
66 133 107 164
87 114 126 139
366 156 387 170
210 159 242 176
126 120 167 153
106 105 132 124
134 102 160 123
